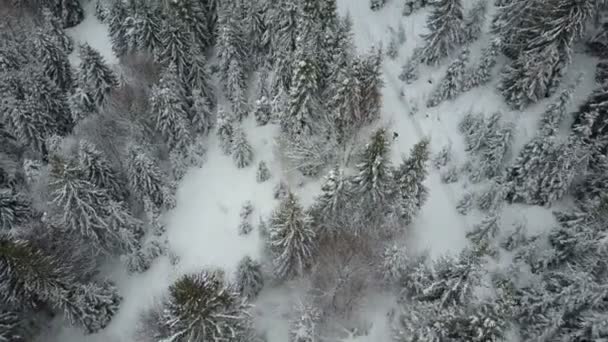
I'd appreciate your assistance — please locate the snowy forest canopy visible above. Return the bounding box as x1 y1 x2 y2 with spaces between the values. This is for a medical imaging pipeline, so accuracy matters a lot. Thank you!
2 0 608 341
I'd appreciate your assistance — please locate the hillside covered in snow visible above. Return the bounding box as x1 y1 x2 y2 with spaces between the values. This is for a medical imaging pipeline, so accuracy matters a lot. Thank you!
2 0 608 341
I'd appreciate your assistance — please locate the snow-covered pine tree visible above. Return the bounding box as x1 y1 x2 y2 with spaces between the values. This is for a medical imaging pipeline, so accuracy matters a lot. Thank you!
0 309 26 342
463 0 487 43
33 32 73 92
370 0 387 11
399 54 421 84
166 0 211 49
289 301 321 342
256 161 271 183
312 166 352 222
157 18 191 80
231 128 254 169
29 72 73 136
456 192 473 215
126 144 171 209
433 144 452 169
505 82 578 203
254 96 272 126
269 191 316 280
4 93 57 154
77 140 125 201
419 0 465 65
466 214 500 257
188 45 216 107
463 38 500 91
329 67 362 144
132 2 162 55
351 129 395 208
0 237 122 333
216 108 235 155
69 86 96 123
107 0 129 57
284 41 321 137
0 189 31 231
41 7 74 53
46 0 84 28
226 59 249 120
427 48 469 107
77 43 118 108
235 256 264 300
395 139 430 224
186 91 211 136
146 271 252 341
479 122 513 178
354 48 384 125
497 0 594 109
48 155 136 254
150 63 192 151
125 239 166 273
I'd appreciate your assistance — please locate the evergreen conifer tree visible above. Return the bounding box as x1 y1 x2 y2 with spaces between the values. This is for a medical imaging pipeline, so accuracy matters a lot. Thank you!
150 64 192 151
231 128 254 169
188 46 215 106
33 33 73 92
370 0 388 11
133 3 162 55
354 49 384 125
126 144 171 209
235 256 264 300
190 88 214 135
144 271 252 341
216 108 235 155
256 161 271 183
41 7 74 53
78 43 118 108
167 0 211 49
463 0 487 43
157 18 192 80
107 0 129 58
351 129 395 207
0 189 31 231
77 140 125 201
427 48 469 107
395 139 430 224
313 166 352 221
463 39 500 91
419 0 465 65
269 192 316 280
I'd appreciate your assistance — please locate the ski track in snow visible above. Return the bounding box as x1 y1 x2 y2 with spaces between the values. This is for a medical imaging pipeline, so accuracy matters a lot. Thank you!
53 1 600 341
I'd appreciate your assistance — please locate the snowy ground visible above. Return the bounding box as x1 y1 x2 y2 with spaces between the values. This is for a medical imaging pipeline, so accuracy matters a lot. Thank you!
52 1 599 341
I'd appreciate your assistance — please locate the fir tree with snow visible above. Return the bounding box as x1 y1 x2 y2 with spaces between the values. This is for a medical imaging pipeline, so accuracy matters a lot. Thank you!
0 190 31 231
351 129 395 208
463 39 500 91
440 165 459 184
479 123 513 178
226 59 249 120
231 128 254 169
188 46 215 107
269 192 316 280
256 161 271 183
33 33 73 92
0 310 26 342
69 86 96 123
285 47 321 137
190 88 214 135
427 48 469 107
399 48 422 84
289 303 321 342
370 0 387 11
432 144 452 169
419 0 465 65
150 63 192 151
133 2 162 54
107 0 129 57
167 0 211 49
235 256 264 300
41 7 74 53
329 69 362 144
157 18 191 80
0 237 122 333
476 179 507 212
144 271 252 342
216 108 235 155
77 43 118 108
77 140 125 201
456 192 474 215
467 214 500 257
395 139 430 224
254 96 272 126
312 166 352 222
126 144 171 210
463 0 487 43
125 239 166 273
354 48 384 125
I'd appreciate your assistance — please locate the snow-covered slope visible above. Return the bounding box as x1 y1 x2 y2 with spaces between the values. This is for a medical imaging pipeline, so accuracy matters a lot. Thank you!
51 1 599 342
